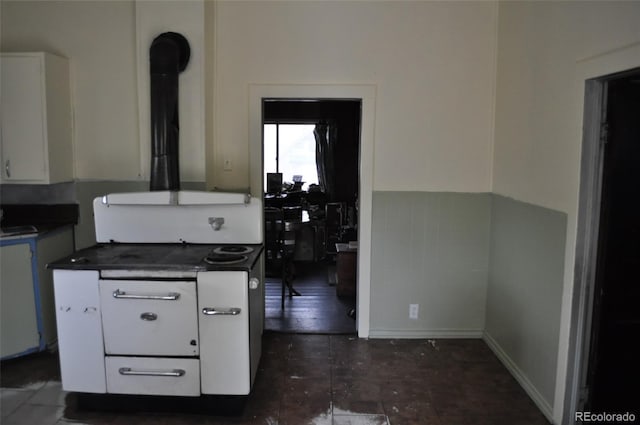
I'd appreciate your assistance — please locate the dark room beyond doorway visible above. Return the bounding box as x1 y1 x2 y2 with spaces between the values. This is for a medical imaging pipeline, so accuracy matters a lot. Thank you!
262 99 361 334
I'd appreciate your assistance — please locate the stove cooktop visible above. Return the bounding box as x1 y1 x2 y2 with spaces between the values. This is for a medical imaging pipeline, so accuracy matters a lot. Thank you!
47 243 264 272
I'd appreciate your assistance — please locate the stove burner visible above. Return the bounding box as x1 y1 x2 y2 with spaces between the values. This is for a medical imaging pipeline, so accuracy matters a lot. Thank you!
212 245 254 255
203 253 248 265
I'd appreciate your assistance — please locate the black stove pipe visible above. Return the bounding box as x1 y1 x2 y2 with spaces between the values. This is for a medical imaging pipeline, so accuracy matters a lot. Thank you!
149 32 190 191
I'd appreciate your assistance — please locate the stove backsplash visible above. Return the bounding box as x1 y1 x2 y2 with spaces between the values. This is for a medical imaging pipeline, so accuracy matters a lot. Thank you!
0 182 76 205
1 180 205 249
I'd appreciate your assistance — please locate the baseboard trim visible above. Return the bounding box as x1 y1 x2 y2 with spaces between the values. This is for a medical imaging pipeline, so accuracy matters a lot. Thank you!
368 329 484 339
483 331 554 423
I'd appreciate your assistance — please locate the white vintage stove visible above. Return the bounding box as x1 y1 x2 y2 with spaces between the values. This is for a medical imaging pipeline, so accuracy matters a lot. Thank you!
49 191 264 398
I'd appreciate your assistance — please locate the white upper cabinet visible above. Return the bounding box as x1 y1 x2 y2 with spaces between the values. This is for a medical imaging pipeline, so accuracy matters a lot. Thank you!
1 52 73 184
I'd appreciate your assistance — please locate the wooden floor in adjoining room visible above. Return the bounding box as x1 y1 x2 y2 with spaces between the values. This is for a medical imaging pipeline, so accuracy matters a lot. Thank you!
265 260 357 334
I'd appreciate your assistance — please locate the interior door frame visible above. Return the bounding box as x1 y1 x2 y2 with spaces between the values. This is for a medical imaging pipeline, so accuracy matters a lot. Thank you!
249 84 376 338
565 66 640 424
564 77 606 424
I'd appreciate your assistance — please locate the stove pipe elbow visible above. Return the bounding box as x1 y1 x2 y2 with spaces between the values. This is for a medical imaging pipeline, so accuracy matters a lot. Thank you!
149 32 190 191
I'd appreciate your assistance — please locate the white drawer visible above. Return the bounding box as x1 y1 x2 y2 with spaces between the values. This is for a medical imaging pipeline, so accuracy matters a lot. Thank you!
105 356 200 396
99 280 198 356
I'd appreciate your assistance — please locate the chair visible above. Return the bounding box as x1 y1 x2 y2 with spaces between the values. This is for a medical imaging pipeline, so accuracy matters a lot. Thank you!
305 190 327 211
264 207 300 309
325 202 343 256
282 190 303 207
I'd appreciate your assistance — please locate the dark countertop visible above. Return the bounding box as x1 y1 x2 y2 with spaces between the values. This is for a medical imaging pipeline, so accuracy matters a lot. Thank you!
1 203 79 228
0 223 74 243
47 243 264 273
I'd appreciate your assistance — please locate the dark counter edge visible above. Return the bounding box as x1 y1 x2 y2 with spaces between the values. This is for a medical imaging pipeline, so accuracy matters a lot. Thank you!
0 223 74 244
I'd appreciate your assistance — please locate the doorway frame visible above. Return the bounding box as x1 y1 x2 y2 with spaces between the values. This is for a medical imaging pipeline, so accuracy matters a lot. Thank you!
249 84 376 338
563 77 606 424
564 56 640 423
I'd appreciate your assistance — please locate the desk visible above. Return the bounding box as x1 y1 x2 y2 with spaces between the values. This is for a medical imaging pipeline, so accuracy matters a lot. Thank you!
292 213 322 261
335 242 357 298
264 191 304 208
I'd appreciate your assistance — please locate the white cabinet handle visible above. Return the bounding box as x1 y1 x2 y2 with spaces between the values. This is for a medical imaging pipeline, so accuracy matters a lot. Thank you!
202 307 241 316
208 217 224 230
112 289 180 300
249 277 260 290
5 160 10 178
118 367 185 377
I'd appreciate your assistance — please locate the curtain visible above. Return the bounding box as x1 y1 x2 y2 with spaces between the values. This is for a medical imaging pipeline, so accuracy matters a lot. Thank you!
314 121 336 199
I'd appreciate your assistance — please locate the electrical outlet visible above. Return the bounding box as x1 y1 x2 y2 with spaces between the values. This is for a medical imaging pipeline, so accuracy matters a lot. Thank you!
223 159 232 171
409 304 419 320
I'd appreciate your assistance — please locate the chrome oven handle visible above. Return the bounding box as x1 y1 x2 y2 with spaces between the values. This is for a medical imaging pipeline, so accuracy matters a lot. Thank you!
113 289 180 300
202 307 241 316
118 367 185 377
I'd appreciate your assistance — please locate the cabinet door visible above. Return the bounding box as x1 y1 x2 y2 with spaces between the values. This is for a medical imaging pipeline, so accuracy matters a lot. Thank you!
34 229 75 350
198 272 250 395
53 270 106 393
0 55 47 182
0 243 39 359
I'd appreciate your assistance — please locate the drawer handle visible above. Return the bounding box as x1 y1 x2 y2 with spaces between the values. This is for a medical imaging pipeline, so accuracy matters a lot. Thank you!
202 307 241 316
118 367 185 377
113 289 180 300
140 312 158 321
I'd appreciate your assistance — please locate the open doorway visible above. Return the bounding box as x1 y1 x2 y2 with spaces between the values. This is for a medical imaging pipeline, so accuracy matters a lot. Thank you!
583 69 640 412
261 99 361 334
570 67 640 419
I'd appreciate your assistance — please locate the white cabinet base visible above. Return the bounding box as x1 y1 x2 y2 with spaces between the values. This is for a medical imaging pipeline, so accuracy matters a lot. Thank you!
53 269 262 397
0 243 39 358
53 270 106 393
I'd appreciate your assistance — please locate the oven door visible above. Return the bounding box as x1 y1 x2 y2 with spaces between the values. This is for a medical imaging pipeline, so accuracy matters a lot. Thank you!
99 280 199 356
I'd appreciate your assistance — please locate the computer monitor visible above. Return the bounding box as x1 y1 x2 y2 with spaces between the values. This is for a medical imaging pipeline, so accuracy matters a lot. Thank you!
266 172 283 194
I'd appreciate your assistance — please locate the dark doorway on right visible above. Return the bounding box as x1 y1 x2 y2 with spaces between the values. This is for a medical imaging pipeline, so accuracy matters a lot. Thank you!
585 69 640 412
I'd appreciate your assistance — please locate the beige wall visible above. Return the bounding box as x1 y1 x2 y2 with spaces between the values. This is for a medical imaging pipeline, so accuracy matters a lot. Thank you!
491 2 640 423
493 1 640 212
1 1 140 181
1 1 498 191
211 1 498 192
0 0 206 184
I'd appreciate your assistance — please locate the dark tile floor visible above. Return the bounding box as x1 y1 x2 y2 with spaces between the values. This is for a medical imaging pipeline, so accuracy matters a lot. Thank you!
1 334 550 425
